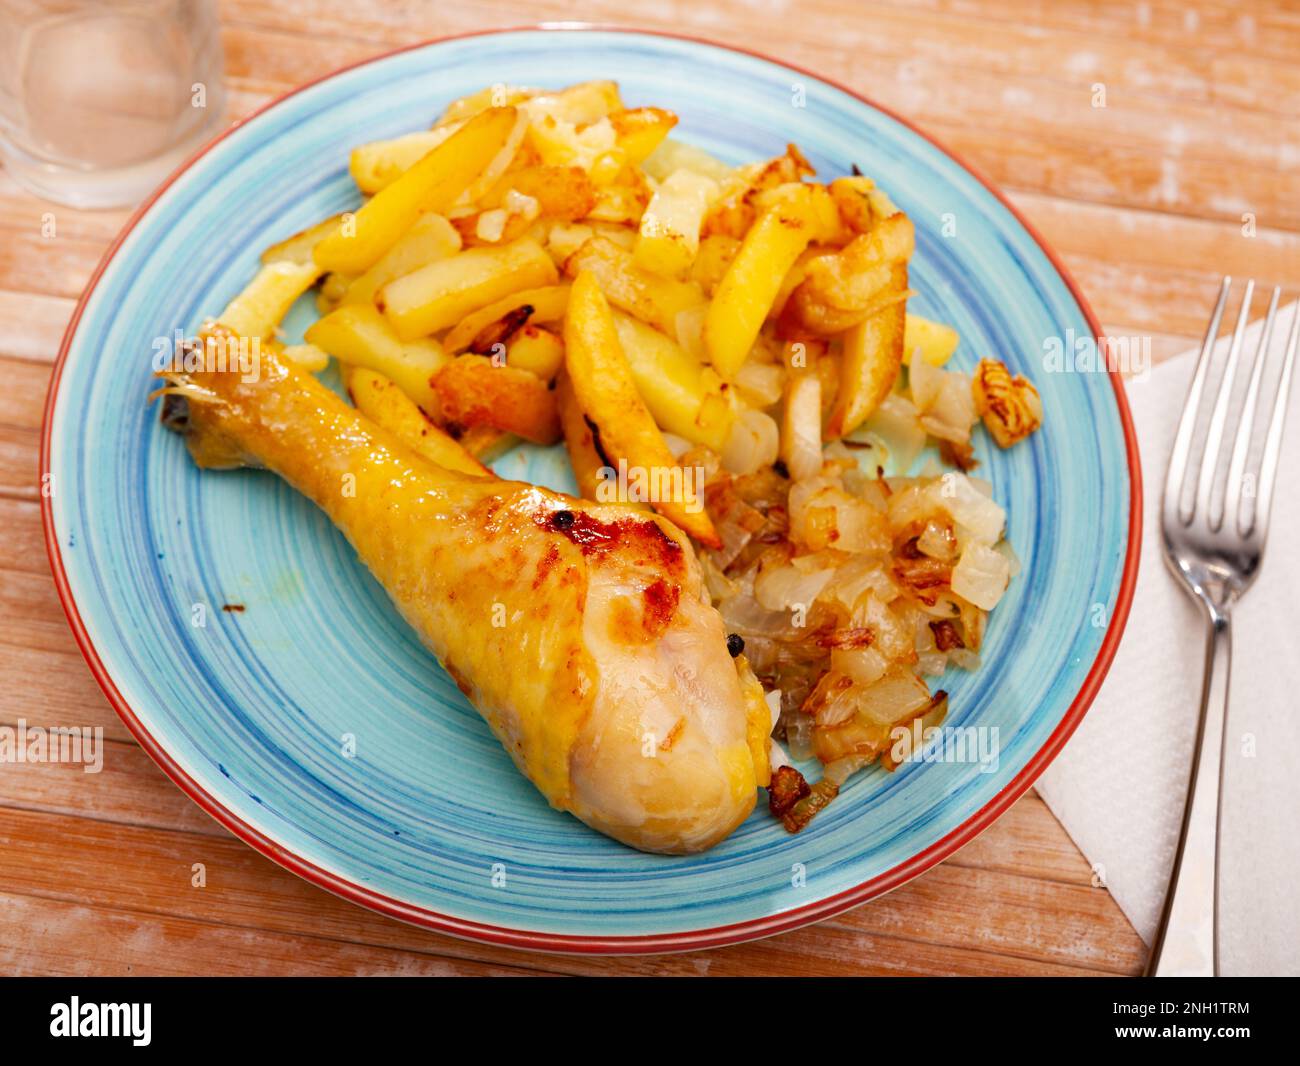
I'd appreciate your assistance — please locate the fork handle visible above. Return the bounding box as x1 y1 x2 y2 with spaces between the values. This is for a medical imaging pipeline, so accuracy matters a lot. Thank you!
1146 612 1231 977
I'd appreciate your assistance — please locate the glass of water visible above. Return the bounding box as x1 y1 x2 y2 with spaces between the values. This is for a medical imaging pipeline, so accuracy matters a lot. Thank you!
0 0 225 208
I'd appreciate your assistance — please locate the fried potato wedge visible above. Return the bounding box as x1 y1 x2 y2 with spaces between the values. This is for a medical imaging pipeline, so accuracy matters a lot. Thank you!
261 214 348 266
781 212 914 336
563 235 704 337
315 107 518 275
431 354 561 444
704 185 819 380
482 165 597 220
519 80 623 127
345 366 492 477
342 212 462 308
635 169 718 279
442 283 571 354
456 425 516 462
702 143 815 240
563 270 719 546
612 311 733 451
555 369 614 502
690 234 741 295
305 303 447 415
903 313 959 367
218 260 321 339
643 138 734 185
278 342 331 373
349 129 456 195
609 107 678 165
824 262 908 438
438 85 538 126
379 237 558 340
506 324 565 380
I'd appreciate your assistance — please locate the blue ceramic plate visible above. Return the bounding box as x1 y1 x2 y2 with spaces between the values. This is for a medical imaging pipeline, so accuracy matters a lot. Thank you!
42 27 1140 953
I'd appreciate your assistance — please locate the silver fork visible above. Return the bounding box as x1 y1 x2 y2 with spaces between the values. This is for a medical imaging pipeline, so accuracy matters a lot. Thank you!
1148 278 1300 976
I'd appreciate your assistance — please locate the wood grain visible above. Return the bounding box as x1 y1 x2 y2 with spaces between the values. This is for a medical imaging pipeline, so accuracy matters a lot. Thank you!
6 0 1278 976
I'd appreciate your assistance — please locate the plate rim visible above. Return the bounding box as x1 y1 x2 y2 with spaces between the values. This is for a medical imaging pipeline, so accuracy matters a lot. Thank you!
39 22 1143 956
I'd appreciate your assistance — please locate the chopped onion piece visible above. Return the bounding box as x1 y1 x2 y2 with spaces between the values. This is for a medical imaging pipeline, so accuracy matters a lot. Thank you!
735 361 786 407
909 349 944 410
721 408 780 475
857 666 933 726
951 541 1011 610
782 374 823 482
926 472 1005 544
856 393 926 473
753 563 834 612
831 645 889 686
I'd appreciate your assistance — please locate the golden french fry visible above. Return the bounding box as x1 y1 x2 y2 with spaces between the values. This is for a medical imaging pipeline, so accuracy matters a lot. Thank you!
342 213 462 308
563 270 719 547
827 175 878 235
305 303 447 415
457 425 515 462
634 169 718 279
643 137 734 185
482 165 596 220
563 235 704 337
279 342 331 373
261 214 348 266
611 311 733 451
443 284 571 354
431 354 561 445
782 212 914 335
585 171 652 225
519 81 622 126
903 313 959 367
704 185 818 380
438 85 536 126
349 129 457 194
345 365 492 477
825 262 908 438
218 260 320 339
555 369 614 502
752 181 850 246
690 234 740 295
506 325 565 380
609 107 678 165
378 237 558 340
702 144 815 240
314 107 518 275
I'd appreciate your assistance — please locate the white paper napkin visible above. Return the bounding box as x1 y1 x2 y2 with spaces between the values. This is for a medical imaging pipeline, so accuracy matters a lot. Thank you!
1037 304 1300 977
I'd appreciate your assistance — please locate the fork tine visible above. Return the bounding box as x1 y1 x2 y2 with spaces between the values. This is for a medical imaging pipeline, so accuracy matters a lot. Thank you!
1223 286 1280 532
1249 301 1300 539
1166 277 1232 524
1194 279 1254 526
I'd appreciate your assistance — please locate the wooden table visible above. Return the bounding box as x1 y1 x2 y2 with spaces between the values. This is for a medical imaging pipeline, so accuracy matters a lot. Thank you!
4 0 1296 977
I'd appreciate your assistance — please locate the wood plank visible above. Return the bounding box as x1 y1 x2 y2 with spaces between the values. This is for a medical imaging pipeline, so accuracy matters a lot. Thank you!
829 861 1145 974
0 227 105 301
0 291 74 364
0 890 542 977
0 806 1132 975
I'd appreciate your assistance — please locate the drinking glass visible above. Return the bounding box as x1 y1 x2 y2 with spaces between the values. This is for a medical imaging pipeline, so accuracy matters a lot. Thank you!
0 0 225 208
